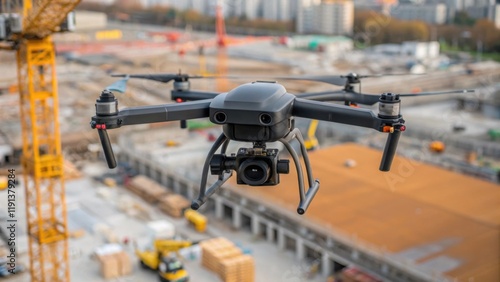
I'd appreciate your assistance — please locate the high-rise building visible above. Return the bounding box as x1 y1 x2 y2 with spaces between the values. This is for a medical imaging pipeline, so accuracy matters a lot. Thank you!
390 3 447 24
317 0 354 35
297 0 354 35
262 0 295 21
236 0 262 20
297 0 321 33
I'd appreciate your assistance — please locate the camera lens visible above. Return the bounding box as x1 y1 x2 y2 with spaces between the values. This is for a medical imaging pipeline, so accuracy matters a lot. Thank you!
259 113 272 125
239 159 270 185
214 112 227 123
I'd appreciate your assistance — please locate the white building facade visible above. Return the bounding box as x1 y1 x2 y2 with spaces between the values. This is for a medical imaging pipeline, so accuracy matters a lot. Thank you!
297 0 354 35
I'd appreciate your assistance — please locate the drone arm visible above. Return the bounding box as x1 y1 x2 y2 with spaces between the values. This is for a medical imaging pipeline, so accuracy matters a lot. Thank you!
293 98 406 172
292 98 381 130
91 91 211 169
171 90 219 101
119 100 211 126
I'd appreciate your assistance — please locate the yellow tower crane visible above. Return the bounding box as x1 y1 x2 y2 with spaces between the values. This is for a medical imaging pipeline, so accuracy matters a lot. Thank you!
0 1 81 281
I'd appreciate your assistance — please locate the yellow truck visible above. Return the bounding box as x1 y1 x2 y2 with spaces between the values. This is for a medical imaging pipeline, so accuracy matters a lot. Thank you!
0 176 7 191
136 239 198 282
184 209 207 233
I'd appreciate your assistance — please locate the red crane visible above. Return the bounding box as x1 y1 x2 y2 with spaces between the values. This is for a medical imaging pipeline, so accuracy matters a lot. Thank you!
214 1 228 91
215 1 227 47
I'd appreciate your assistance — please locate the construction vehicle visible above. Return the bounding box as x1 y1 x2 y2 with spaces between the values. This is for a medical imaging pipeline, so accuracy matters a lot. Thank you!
0 1 82 281
184 209 207 233
429 141 445 153
136 239 198 282
304 119 319 151
0 176 7 191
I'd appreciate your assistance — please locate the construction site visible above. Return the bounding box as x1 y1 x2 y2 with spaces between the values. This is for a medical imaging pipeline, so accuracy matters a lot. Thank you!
0 1 499 282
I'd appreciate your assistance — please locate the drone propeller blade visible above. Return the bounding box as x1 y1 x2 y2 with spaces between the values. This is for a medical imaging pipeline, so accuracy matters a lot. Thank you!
111 73 204 83
299 89 474 105
273 75 348 86
398 89 475 97
297 90 347 101
299 91 381 105
213 74 348 86
105 76 129 93
357 72 424 78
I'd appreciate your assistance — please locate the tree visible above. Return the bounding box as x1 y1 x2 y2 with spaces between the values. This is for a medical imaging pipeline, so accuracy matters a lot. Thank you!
353 10 430 46
471 19 500 52
453 11 476 26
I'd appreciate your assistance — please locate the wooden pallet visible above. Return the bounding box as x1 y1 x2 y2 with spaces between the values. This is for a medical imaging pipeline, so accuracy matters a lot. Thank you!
200 238 255 282
125 175 169 204
158 194 190 218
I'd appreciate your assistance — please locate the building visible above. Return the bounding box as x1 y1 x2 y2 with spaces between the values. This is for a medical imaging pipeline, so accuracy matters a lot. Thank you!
296 0 321 34
297 0 354 35
262 0 296 21
233 0 262 20
390 3 447 24
495 4 500 29
466 3 500 29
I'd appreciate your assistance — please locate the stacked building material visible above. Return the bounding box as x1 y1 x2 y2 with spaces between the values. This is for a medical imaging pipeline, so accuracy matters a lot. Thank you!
63 159 82 180
219 254 255 282
200 237 255 282
96 248 132 279
125 175 169 204
158 194 190 218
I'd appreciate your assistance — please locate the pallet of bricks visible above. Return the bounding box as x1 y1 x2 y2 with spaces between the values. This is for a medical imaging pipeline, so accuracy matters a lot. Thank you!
200 237 255 282
95 246 132 280
158 193 190 218
125 175 169 204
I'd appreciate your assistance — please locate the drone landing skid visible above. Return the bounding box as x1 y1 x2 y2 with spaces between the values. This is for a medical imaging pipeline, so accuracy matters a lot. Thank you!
279 128 320 215
191 134 232 210
191 129 320 215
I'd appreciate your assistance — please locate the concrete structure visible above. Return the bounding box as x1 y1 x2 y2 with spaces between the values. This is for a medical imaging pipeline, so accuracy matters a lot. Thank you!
390 3 447 24
118 139 500 282
400 41 440 59
297 0 354 35
370 41 440 60
74 11 107 31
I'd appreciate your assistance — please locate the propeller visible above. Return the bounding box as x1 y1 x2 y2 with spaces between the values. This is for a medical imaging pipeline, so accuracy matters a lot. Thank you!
105 76 129 93
110 72 208 84
298 89 475 105
270 75 348 86
220 72 421 87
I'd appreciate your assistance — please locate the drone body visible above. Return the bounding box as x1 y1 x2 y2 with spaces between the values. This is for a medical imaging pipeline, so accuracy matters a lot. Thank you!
210 81 295 142
91 78 411 215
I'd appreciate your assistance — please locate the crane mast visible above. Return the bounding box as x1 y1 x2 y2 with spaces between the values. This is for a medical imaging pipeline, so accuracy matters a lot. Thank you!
1 1 81 281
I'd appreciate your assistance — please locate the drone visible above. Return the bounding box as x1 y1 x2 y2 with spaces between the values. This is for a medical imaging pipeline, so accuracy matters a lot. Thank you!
91 72 474 215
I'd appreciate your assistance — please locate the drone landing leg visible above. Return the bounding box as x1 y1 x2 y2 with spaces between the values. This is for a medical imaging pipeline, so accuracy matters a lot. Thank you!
279 128 320 215
191 134 232 210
